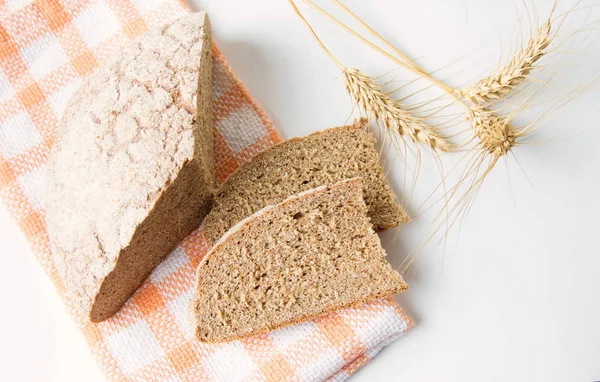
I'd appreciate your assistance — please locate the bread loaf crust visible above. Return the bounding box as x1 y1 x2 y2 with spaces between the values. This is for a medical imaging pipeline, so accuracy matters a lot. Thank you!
46 13 214 322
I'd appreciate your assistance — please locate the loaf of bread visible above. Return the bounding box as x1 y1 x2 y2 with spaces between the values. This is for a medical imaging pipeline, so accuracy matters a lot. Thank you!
46 13 214 322
201 119 408 246
192 178 407 343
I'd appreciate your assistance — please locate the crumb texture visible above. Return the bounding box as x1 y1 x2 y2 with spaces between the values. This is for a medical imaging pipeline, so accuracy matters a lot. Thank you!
193 178 407 343
202 120 408 245
46 13 214 321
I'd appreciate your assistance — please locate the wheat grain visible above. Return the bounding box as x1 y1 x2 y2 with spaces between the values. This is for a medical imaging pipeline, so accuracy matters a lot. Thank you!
343 68 451 152
461 21 552 104
466 107 516 157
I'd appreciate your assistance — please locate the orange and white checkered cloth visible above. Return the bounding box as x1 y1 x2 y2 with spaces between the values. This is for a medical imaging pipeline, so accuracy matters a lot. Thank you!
0 0 413 381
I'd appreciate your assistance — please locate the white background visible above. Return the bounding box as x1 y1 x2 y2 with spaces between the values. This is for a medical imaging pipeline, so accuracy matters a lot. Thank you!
1 0 599 381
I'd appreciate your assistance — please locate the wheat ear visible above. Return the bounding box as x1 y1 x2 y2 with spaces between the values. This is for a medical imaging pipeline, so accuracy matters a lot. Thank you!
461 21 553 104
466 107 517 157
344 68 451 152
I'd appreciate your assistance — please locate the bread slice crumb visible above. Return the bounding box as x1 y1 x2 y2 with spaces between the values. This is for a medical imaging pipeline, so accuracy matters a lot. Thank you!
192 178 407 343
201 119 409 246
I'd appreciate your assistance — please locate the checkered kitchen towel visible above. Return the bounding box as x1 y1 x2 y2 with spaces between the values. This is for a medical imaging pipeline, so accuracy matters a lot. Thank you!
0 0 413 381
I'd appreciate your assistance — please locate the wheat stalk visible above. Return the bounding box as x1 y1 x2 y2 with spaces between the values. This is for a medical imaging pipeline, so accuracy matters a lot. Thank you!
305 0 559 155
461 21 553 104
344 68 451 152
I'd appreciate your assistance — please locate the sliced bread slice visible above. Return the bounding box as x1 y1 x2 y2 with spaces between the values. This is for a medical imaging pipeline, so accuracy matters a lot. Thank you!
46 13 214 322
192 178 407 343
201 119 409 246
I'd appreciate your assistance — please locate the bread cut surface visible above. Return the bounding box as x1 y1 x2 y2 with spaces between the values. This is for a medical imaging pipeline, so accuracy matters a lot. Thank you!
46 13 214 322
192 178 407 343
201 119 408 246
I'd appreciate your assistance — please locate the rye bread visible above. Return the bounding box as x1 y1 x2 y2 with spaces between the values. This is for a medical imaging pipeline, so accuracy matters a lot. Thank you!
201 119 409 246
46 13 214 322
192 178 407 343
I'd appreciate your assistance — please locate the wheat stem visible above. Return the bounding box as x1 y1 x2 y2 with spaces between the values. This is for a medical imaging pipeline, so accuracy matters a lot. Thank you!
288 0 343 68
305 0 468 107
330 0 422 72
